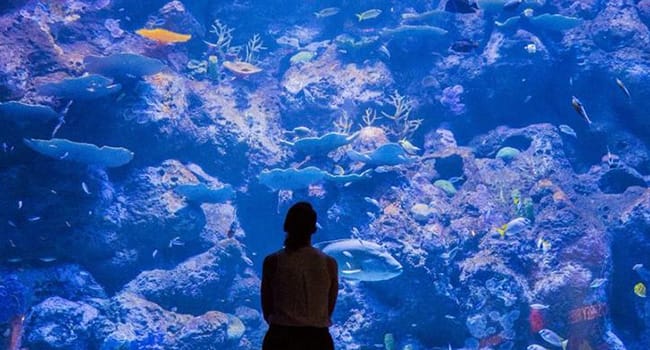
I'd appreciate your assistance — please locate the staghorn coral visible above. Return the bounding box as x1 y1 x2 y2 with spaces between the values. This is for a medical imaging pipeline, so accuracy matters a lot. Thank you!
204 19 238 59
380 91 423 141
333 113 353 134
360 108 380 127
244 34 266 64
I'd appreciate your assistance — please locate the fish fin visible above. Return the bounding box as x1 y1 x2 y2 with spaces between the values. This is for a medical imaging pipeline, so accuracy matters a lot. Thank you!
562 339 568 350
341 269 362 274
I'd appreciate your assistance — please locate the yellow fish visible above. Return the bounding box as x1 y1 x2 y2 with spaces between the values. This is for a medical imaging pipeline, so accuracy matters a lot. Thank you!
496 224 508 239
136 28 191 44
634 282 646 297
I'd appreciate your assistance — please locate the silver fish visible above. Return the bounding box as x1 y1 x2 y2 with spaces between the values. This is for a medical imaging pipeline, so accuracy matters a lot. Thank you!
28 216 41 222
571 96 592 125
530 303 549 310
169 236 185 247
590 278 607 288
527 345 549 350
378 44 391 59
152 249 158 258
364 196 381 208
615 78 631 99
558 124 577 138
17 200 23 209
538 329 568 349
82 181 91 195
503 217 530 234
356 9 382 21
314 7 340 18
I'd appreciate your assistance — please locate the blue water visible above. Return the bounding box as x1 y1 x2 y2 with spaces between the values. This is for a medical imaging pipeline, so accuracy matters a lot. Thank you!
1 0 649 349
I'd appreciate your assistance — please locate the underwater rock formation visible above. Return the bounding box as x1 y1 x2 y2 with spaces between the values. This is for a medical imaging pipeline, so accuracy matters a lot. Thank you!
1 0 650 349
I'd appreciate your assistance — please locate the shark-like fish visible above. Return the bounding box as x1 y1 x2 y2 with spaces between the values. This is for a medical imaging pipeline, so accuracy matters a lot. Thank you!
315 239 403 281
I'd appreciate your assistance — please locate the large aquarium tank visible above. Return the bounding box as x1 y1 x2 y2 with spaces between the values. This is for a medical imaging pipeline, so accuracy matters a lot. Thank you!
1 0 649 349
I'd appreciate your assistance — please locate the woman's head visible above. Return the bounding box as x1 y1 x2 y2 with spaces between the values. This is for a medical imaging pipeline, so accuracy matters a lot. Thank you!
283 202 317 250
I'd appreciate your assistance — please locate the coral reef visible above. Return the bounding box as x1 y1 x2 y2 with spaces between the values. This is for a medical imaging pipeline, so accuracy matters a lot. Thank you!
0 0 649 349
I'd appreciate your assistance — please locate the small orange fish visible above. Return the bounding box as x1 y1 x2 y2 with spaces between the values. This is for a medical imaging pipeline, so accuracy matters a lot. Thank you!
136 28 191 44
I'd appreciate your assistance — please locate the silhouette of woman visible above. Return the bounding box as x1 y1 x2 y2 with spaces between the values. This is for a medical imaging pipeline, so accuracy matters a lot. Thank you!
261 202 339 350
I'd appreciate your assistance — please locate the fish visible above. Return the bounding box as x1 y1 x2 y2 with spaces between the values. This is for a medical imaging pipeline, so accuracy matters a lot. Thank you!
378 44 391 59
503 0 523 11
28 216 41 222
440 247 459 260
525 43 537 54
8 220 17 227
558 124 577 138
17 201 22 209
589 278 607 288
356 9 382 22
539 329 568 350
314 239 403 281
633 263 644 271
527 345 549 350
571 96 592 124
530 303 549 310
314 7 340 18
496 217 530 238
333 165 345 175
81 181 91 195
291 126 312 135
615 78 631 99
38 257 57 263
169 236 185 247
152 249 158 258
399 139 421 154
536 237 551 253
364 197 381 208
445 0 478 13
634 282 646 297
136 28 191 44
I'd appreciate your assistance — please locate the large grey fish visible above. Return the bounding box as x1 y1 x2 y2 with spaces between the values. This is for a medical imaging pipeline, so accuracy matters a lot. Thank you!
315 239 403 281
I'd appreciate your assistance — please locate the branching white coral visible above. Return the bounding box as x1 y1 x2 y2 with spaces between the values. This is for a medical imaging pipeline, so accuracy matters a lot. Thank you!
245 33 266 63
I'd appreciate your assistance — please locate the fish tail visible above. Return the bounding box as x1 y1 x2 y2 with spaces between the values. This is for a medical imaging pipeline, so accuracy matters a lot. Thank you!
356 14 363 21
561 339 568 350
497 228 506 238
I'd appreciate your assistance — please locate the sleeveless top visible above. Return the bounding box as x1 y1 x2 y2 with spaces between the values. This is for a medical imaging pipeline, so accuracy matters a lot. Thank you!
267 246 334 328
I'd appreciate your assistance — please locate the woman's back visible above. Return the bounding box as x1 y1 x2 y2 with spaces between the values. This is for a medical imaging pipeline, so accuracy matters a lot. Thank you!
265 246 334 328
